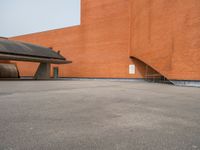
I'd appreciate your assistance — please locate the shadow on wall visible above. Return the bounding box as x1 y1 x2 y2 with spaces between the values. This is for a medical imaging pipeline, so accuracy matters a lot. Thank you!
130 57 172 84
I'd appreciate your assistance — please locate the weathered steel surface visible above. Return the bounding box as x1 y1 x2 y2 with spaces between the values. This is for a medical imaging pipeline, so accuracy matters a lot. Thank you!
0 63 19 78
0 39 71 64
34 63 50 79
0 53 69 64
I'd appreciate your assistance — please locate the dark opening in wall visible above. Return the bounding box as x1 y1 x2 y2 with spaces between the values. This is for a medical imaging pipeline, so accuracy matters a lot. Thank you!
144 65 171 84
130 56 172 84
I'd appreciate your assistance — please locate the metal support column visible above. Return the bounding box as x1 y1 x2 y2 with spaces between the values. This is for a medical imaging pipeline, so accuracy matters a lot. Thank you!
34 63 50 80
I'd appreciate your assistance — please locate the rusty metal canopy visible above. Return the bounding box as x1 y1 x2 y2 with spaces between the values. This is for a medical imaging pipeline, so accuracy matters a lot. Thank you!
0 38 71 64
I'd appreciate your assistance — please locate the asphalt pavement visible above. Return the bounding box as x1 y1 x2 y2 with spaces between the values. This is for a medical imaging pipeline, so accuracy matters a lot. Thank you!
0 80 200 150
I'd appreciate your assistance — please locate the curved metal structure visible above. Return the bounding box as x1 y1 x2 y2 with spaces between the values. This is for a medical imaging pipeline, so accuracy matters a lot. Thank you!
0 38 71 64
0 63 19 78
0 39 71 79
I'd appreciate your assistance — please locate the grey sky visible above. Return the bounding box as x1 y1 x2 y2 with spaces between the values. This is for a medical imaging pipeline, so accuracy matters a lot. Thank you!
0 0 80 37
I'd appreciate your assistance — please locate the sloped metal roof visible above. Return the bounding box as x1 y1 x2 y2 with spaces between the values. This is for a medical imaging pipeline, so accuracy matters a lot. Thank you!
0 39 70 64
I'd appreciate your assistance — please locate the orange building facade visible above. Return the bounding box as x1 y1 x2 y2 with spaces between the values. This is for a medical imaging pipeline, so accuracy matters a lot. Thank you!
11 0 200 82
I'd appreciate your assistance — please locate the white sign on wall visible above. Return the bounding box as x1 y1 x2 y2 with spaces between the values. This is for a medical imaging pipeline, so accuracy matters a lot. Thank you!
129 64 136 74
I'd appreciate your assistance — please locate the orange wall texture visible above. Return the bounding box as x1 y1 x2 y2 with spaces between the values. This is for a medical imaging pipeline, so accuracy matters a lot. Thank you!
130 0 200 80
11 0 200 80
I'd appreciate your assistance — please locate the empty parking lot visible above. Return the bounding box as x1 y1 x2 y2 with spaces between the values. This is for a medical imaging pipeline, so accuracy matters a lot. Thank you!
0 80 200 150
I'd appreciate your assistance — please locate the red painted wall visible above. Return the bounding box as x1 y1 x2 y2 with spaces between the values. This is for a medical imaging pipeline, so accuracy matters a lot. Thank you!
11 0 200 80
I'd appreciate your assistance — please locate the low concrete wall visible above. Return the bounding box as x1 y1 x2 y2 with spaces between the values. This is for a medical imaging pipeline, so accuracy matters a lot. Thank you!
171 80 200 88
